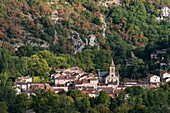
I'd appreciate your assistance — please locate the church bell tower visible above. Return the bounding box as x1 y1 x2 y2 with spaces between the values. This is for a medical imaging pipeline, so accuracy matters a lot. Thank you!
105 58 119 85
109 58 115 78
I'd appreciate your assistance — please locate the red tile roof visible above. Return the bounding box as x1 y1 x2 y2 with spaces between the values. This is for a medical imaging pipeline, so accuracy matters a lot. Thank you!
146 74 158 78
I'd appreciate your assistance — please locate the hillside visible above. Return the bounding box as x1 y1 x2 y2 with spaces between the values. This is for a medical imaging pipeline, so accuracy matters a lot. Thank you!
0 1 170 113
0 0 169 54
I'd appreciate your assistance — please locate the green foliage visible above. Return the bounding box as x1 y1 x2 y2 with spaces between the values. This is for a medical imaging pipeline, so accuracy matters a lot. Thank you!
114 84 170 113
94 104 111 113
28 54 50 76
0 102 8 113
126 52 147 79
96 91 110 106
125 86 146 96
75 96 90 113
31 90 76 113
11 94 31 113
0 73 9 86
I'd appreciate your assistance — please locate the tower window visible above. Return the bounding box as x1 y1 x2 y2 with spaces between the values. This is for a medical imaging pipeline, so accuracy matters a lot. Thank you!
112 68 114 73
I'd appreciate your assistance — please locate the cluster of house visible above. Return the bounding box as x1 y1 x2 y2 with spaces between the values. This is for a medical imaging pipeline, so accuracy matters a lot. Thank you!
123 71 170 88
14 59 170 97
14 76 53 96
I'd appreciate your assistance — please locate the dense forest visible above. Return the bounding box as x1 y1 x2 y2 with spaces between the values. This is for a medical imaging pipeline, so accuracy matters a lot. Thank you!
0 0 169 81
0 0 170 112
0 0 169 53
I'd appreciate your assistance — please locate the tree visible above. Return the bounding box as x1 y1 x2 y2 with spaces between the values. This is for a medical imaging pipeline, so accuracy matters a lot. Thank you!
10 94 31 113
20 57 30 75
126 52 146 79
32 90 76 113
31 90 55 113
8 56 21 75
67 90 86 100
0 73 9 86
75 96 90 113
0 81 16 113
85 107 98 113
16 45 35 57
58 95 75 113
109 98 118 111
28 55 50 77
0 102 8 113
96 91 110 106
94 104 111 113
36 50 57 67
125 86 146 96
130 105 149 113
113 104 130 113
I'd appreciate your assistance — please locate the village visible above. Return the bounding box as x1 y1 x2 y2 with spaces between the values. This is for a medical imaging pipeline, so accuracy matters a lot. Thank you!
14 54 170 98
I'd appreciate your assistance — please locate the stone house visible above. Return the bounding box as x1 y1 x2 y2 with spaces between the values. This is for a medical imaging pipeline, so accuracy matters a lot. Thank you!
162 71 170 82
145 74 160 84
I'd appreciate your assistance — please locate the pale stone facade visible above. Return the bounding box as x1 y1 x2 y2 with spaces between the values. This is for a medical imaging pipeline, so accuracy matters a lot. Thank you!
15 76 32 83
99 59 119 86
146 74 160 83
162 72 170 79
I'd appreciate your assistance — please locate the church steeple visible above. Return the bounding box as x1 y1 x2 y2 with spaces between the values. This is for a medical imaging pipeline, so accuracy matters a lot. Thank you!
110 58 115 67
109 58 115 77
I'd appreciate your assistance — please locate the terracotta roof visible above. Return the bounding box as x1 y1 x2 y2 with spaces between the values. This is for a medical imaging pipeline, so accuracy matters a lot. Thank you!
118 85 126 87
71 73 79 77
164 77 170 80
138 80 147 84
83 87 96 91
64 71 72 75
80 73 89 77
44 84 53 91
15 82 31 85
89 78 98 80
146 74 159 78
124 80 138 82
55 84 65 87
82 79 89 83
163 71 170 75
98 87 114 94
93 74 98 77
53 88 64 91
82 90 94 94
74 80 82 84
56 76 75 79
30 83 46 90
98 83 108 86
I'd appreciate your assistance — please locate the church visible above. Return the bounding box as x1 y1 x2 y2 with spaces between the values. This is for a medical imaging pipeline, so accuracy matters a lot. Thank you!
98 59 119 85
